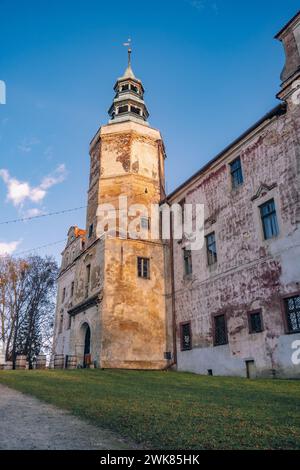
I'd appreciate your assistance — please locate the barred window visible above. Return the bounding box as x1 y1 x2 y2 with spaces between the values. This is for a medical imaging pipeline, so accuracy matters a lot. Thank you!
230 157 243 189
183 248 192 276
214 314 228 346
285 295 300 333
249 311 263 334
260 199 279 240
180 322 192 351
137 257 150 279
206 233 217 266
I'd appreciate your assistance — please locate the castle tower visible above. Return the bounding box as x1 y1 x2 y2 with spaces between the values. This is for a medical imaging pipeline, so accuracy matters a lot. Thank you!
80 48 172 369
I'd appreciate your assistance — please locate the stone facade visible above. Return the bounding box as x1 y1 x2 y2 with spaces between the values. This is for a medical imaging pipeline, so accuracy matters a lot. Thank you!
53 12 300 378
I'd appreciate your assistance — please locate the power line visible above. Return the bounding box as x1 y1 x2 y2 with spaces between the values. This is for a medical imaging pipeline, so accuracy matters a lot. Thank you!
0 205 87 225
12 239 67 257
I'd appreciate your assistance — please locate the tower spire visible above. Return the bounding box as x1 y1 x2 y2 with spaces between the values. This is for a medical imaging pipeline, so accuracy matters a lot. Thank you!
108 40 149 125
124 38 132 67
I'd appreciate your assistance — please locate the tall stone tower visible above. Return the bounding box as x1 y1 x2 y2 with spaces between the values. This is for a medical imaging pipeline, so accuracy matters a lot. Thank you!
53 48 172 370
89 49 172 369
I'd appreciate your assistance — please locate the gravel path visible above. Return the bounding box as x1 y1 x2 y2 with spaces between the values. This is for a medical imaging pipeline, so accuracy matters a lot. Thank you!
0 384 133 450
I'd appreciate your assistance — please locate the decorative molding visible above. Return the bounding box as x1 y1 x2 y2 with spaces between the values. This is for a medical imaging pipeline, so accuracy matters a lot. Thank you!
251 182 277 202
68 292 102 317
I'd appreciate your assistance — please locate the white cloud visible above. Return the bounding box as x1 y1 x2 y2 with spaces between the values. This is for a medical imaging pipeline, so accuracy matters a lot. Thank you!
187 0 205 10
0 164 67 207
23 208 45 218
186 0 218 12
0 240 21 256
18 137 40 153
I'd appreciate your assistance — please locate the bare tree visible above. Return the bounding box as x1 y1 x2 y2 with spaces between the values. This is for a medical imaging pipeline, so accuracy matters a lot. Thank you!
0 255 58 368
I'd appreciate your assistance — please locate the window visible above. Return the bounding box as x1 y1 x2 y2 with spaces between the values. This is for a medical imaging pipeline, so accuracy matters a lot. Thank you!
85 264 91 298
71 282 74 298
179 198 186 224
62 287 66 303
137 257 150 279
68 314 72 330
180 322 192 351
118 105 128 114
140 217 150 230
130 84 139 94
88 223 94 239
214 314 228 346
260 199 279 240
248 310 263 334
183 248 192 276
206 233 217 266
230 157 243 189
58 314 64 334
121 84 129 91
131 106 141 115
284 295 300 333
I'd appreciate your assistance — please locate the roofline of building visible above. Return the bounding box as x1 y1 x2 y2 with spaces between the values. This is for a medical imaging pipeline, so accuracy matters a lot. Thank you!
274 10 300 39
166 102 287 201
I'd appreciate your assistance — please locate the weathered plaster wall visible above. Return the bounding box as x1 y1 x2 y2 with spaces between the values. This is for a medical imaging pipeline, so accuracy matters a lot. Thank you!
101 237 169 369
170 96 300 378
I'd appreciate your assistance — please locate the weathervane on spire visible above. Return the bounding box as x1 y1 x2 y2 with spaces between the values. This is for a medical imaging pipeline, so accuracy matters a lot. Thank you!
123 38 132 67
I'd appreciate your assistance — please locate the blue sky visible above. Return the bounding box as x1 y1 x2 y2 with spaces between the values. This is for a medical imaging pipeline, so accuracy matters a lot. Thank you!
0 0 298 261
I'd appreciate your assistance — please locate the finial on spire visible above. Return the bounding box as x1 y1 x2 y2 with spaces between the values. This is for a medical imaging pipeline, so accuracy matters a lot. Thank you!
123 38 132 67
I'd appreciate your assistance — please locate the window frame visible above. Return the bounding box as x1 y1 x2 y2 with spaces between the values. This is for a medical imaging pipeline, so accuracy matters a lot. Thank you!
230 156 244 189
248 310 264 334
259 199 279 240
213 313 228 347
137 257 150 280
183 247 193 276
58 313 64 334
281 292 300 334
88 223 94 239
140 216 150 231
118 105 129 114
180 321 192 351
206 232 217 266
85 264 91 298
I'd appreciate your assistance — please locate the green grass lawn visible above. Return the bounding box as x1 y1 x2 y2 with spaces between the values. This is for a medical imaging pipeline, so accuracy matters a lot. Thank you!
0 369 299 449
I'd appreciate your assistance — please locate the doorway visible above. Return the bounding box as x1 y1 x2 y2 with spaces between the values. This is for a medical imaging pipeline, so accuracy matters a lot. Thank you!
83 323 91 368
246 360 256 379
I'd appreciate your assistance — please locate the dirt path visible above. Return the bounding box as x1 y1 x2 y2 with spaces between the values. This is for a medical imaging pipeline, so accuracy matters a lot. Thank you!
0 384 133 450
